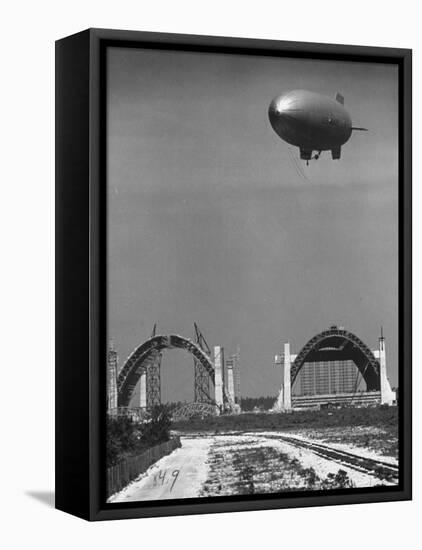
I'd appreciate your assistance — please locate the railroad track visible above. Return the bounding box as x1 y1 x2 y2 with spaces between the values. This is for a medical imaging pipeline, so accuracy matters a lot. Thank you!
260 434 399 483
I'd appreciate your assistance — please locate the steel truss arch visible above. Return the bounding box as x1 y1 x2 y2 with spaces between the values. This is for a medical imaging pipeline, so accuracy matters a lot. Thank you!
291 327 380 390
172 402 217 422
117 334 214 407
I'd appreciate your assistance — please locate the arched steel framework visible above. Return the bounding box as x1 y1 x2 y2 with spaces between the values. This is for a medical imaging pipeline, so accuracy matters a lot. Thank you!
172 402 217 422
117 334 214 407
291 327 380 390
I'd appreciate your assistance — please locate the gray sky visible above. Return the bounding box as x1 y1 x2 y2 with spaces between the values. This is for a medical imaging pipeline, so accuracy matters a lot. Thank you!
107 47 398 403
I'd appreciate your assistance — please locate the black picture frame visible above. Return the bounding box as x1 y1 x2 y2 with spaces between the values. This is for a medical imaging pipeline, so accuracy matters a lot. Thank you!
55 28 412 521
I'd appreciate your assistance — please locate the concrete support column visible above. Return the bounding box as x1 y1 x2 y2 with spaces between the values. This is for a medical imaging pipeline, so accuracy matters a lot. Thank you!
227 362 235 403
275 384 284 410
283 342 292 410
379 336 395 405
139 370 147 409
214 346 224 409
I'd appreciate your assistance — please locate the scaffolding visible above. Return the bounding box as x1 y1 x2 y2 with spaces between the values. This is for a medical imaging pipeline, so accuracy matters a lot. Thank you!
146 351 162 410
107 341 118 411
297 359 359 396
193 322 213 403
233 348 241 405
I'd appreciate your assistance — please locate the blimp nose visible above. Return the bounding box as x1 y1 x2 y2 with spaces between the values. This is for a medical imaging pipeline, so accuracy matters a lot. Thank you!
269 95 295 132
268 97 282 119
269 95 298 118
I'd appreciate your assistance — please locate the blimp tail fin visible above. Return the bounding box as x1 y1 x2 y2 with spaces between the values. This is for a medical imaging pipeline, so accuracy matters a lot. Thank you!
351 126 368 131
335 92 344 105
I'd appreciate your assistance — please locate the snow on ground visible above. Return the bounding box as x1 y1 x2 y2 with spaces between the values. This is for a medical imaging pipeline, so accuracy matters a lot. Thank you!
248 430 398 466
214 433 388 488
255 435 390 487
293 426 398 461
109 430 394 503
108 436 213 502
293 434 398 466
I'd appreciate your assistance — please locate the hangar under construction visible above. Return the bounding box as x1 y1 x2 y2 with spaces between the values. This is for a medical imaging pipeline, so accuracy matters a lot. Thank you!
107 323 241 419
274 325 396 410
108 323 396 419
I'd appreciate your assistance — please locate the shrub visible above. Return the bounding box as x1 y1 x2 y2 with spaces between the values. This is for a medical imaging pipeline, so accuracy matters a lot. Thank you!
140 405 172 448
304 467 318 488
107 406 173 467
321 469 354 489
106 416 138 467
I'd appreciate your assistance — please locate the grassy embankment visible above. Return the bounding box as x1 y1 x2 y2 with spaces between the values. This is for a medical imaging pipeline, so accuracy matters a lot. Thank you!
173 406 398 434
173 406 398 458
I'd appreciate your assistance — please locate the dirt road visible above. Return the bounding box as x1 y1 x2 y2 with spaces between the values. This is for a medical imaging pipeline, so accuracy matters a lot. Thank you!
108 436 213 502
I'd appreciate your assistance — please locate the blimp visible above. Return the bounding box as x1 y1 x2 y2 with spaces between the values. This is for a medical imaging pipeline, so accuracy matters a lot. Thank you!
268 90 367 163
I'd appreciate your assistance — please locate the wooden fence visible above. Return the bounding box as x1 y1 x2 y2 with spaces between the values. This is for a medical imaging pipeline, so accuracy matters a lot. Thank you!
107 437 181 497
